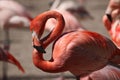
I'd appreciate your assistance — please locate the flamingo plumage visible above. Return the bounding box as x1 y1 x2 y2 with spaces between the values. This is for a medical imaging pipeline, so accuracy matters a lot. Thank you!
0 47 24 73
30 10 120 80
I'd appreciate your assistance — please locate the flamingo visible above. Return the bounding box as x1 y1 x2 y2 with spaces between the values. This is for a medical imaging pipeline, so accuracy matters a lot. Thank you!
80 64 120 80
105 0 120 22
30 10 120 80
0 0 32 79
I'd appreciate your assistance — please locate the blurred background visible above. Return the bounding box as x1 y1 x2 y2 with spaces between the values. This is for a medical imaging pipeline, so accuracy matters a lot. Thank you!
0 0 109 80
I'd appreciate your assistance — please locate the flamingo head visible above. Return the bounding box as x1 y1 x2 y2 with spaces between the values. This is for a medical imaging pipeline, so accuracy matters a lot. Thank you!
30 16 46 54
31 31 46 54
105 0 120 22
103 9 120 31
102 15 112 31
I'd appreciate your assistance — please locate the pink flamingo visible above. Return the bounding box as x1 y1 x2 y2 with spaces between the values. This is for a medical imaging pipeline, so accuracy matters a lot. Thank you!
30 10 120 80
0 0 32 79
102 9 120 65
0 46 25 73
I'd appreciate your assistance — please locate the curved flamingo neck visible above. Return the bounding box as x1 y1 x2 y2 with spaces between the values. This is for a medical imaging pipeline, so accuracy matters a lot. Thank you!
31 11 65 72
31 11 65 48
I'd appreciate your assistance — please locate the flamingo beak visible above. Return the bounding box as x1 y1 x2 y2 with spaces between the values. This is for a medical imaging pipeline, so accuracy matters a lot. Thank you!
33 45 46 53
32 31 46 53
106 14 112 22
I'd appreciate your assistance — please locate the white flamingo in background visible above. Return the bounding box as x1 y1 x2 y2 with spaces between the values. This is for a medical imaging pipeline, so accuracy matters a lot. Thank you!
0 0 32 80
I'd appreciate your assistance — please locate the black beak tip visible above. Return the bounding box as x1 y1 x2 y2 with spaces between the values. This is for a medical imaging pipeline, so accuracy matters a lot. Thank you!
33 45 46 53
106 14 112 22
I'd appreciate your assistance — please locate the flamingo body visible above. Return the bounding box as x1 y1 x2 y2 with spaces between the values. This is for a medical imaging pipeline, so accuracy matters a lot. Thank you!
52 30 116 76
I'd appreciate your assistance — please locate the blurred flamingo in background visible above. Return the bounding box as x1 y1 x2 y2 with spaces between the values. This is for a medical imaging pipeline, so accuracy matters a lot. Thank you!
50 0 93 20
46 0 88 33
0 0 32 52
105 0 120 22
103 7 120 65
30 10 120 80
103 12 120 48
0 0 32 21
0 46 25 73
0 0 32 80
103 0 120 48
